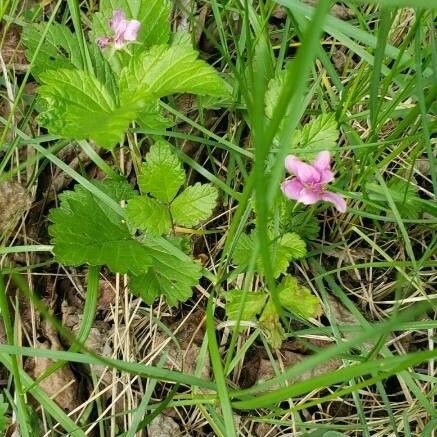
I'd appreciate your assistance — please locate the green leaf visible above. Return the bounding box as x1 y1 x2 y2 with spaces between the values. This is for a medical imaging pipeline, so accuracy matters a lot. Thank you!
48 180 153 274
278 276 322 319
23 22 118 94
293 113 339 158
126 196 171 235
278 201 320 241
121 45 229 99
38 69 136 149
232 231 306 278
138 141 185 202
225 290 267 321
95 177 137 201
171 183 218 227
231 233 256 268
88 43 119 97
137 100 173 130
92 0 171 49
128 237 201 306
265 69 287 119
22 23 83 78
0 395 9 433
259 299 286 349
277 232 307 260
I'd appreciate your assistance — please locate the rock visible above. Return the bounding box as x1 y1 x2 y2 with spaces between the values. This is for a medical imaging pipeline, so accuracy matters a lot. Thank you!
0 181 31 233
147 415 181 437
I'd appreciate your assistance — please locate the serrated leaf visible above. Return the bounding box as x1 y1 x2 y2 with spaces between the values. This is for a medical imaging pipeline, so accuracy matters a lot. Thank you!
171 31 192 48
23 23 118 95
278 276 322 319
171 183 218 227
87 43 119 97
259 299 286 349
231 233 254 268
120 45 229 100
225 290 267 321
38 69 136 149
92 0 171 50
22 23 83 78
48 180 153 274
278 200 320 241
232 231 305 278
126 196 171 235
138 141 185 202
293 113 339 158
277 232 307 260
137 100 173 130
128 236 201 306
95 177 137 201
167 235 192 255
265 69 287 119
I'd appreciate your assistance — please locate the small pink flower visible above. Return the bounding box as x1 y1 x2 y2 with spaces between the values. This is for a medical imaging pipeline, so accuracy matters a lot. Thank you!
281 151 346 213
97 9 140 50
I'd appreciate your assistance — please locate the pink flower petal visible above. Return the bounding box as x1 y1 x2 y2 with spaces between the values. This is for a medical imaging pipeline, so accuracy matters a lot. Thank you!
321 191 347 212
313 151 331 172
281 179 304 200
113 20 128 40
123 20 141 41
319 169 334 184
298 188 321 205
284 155 320 183
109 10 126 32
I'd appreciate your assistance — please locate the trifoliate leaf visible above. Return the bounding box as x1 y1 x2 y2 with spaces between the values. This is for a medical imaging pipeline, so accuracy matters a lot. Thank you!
278 276 322 319
232 231 306 278
38 69 136 149
48 180 153 274
128 236 201 306
138 141 185 202
225 290 267 321
121 45 229 99
259 298 286 349
92 0 171 49
126 196 171 235
171 183 218 227
293 113 339 159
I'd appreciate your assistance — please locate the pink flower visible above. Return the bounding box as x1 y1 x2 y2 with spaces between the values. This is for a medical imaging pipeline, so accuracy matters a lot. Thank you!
281 151 346 213
97 10 140 49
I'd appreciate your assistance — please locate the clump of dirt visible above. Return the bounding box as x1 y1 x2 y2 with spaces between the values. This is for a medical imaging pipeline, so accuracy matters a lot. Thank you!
0 181 32 234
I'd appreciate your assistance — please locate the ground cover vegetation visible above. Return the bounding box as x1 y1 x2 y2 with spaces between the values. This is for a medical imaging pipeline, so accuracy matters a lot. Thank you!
0 0 436 435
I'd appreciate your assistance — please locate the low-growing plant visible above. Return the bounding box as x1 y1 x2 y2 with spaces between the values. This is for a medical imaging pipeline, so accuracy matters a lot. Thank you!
23 0 227 306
